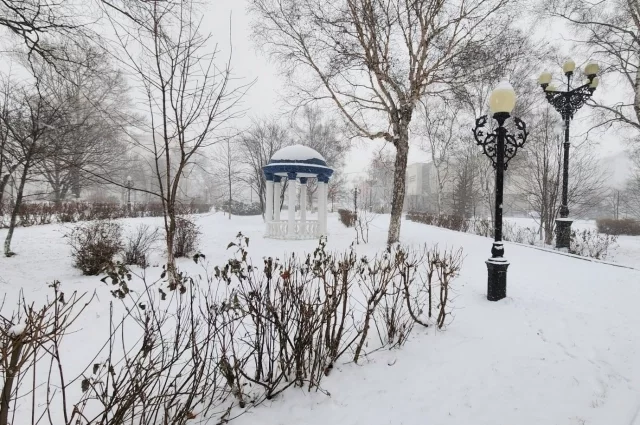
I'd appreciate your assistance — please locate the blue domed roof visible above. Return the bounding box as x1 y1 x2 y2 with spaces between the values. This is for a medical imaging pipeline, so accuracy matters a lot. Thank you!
263 144 333 181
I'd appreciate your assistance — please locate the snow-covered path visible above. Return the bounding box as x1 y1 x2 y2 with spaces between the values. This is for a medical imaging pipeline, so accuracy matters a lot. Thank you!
1 213 640 425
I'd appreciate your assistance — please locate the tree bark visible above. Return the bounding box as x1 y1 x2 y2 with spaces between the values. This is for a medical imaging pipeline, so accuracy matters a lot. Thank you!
634 62 640 125
4 161 30 257
388 130 409 244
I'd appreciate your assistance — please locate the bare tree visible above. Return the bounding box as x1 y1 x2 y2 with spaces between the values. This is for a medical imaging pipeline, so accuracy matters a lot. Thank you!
513 105 608 244
366 150 395 213
623 150 640 217
291 106 349 210
0 76 63 256
0 0 95 67
328 169 348 212
216 137 243 219
31 48 130 202
418 100 460 215
451 136 483 218
512 107 563 243
250 0 510 243
239 118 290 217
103 0 249 279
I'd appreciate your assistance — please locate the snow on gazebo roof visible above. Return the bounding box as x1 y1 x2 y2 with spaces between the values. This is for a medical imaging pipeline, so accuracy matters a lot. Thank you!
270 144 327 166
263 144 333 180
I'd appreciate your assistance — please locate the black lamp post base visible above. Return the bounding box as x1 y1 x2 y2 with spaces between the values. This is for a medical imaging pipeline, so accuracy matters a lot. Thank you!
555 218 573 250
486 259 509 301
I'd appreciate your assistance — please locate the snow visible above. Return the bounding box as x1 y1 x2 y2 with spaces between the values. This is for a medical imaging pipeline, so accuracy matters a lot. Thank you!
271 144 326 162
8 323 26 337
1 213 640 424
507 217 640 269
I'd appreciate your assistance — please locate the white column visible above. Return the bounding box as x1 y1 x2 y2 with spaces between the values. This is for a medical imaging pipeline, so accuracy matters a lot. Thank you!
273 179 281 222
265 178 274 237
317 180 326 236
323 181 329 235
287 174 297 238
265 178 274 222
300 178 307 234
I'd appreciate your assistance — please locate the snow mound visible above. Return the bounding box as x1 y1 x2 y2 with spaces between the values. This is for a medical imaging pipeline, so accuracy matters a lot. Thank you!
271 144 326 162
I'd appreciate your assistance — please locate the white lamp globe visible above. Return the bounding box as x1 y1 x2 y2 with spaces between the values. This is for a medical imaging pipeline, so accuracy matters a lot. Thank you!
489 81 517 114
584 62 599 77
538 71 552 85
563 59 576 74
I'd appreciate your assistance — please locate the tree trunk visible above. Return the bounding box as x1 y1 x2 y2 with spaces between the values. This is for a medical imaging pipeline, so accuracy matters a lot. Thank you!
4 162 29 257
228 178 232 220
0 173 10 209
634 66 640 125
165 209 177 283
387 130 409 245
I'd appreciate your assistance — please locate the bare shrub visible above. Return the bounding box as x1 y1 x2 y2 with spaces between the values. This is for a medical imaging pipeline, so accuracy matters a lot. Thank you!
406 212 468 232
123 224 160 268
67 220 123 275
570 229 618 260
172 217 200 258
338 209 357 227
0 283 94 425
469 218 492 237
0 202 214 229
355 209 376 244
502 222 538 245
596 218 640 236
0 237 463 425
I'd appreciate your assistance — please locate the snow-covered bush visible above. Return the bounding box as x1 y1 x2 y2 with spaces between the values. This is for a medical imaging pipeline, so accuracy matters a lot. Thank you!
172 217 200 258
502 222 538 245
67 220 123 275
218 200 262 216
0 201 213 229
406 211 469 232
570 229 618 260
338 208 357 227
123 224 159 268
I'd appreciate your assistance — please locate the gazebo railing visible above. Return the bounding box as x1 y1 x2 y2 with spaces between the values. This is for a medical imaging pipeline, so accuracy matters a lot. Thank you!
266 220 320 239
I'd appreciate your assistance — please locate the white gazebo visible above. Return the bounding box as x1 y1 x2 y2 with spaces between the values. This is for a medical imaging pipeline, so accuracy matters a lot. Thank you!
263 145 334 239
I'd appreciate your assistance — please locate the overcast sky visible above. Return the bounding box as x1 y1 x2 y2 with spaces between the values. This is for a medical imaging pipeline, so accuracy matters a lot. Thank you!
0 0 632 184
203 0 630 180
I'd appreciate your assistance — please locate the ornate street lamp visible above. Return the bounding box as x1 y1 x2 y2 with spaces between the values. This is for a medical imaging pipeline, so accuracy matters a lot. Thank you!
538 60 599 250
126 175 133 215
473 81 529 301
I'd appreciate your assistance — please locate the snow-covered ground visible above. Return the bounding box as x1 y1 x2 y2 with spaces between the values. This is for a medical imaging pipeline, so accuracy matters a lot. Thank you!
2 213 640 425
507 217 640 268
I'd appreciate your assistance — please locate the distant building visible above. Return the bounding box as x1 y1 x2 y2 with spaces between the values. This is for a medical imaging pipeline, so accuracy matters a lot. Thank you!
405 160 529 218
405 162 454 214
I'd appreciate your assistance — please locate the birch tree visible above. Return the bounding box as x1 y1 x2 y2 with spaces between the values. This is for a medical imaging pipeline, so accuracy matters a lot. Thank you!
250 0 510 243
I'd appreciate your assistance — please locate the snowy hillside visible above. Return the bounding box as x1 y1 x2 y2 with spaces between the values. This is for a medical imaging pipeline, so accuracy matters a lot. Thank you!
1 213 640 425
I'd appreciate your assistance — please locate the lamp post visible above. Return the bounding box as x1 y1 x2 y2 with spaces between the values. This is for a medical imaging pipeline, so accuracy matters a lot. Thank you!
538 60 599 250
126 175 133 215
473 81 529 301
